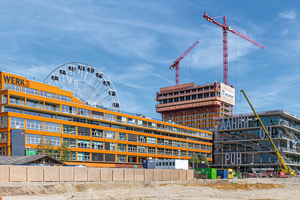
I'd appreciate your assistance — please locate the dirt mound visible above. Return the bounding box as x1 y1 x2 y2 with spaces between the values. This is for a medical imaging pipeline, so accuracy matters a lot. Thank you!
201 183 285 190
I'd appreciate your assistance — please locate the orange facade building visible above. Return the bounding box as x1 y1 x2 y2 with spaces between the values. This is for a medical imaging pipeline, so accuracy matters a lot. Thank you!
0 71 212 167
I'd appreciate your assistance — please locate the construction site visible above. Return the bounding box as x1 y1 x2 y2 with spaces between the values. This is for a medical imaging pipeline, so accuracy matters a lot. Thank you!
155 12 262 130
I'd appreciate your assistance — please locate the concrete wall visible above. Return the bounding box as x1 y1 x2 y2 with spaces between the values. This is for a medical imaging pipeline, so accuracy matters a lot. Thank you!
0 165 193 182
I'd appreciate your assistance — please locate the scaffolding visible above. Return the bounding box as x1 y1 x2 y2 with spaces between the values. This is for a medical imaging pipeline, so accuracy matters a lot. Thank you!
156 82 234 129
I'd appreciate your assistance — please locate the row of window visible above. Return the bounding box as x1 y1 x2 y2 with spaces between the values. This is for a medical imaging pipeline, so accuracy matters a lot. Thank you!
3 93 212 138
4 83 71 102
3 115 210 143
25 133 212 151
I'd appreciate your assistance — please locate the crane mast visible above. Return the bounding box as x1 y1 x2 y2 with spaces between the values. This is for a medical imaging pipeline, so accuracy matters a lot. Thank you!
170 40 199 85
203 12 264 85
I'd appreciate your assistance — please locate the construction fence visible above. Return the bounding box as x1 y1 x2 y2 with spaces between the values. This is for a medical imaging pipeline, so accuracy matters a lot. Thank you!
0 165 194 182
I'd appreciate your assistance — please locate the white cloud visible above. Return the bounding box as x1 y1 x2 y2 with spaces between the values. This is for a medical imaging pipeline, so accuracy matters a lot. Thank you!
279 10 296 20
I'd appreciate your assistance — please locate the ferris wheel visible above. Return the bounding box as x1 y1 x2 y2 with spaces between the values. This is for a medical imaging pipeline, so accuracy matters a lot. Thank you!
44 62 121 111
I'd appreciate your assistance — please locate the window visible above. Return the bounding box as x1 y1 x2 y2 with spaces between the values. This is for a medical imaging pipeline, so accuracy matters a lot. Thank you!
57 95 71 102
148 147 156 154
117 116 127 123
157 124 164 130
57 115 72 121
78 139 90 149
9 96 25 105
138 146 147 153
181 129 187 135
138 120 147 127
22 109 39 116
173 141 180 147
62 105 76 114
117 132 126 141
78 108 90 117
2 147 7 156
77 127 90 136
201 144 206 150
207 134 212 139
22 87 38 95
26 119 43 131
45 122 60 133
105 113 115 122
188 151 193 157
195 131 200 137
195 144 200 149
165 139 172 146
201 132 206 138
63 125 76 135
166 149 172 155
45 103 60 112
147 137 156 144
157 148 164 155
92 129 103 138
100 122 111 127
128 145 137 152
2 132 7 143
107 142 115 151
45 136 61 146
3 117 7 127
92 141 103 150
188 143 194 149
2 95 7 104
26 134 43 144
181 142 187 148
63 138 76 147
117 155 127 162
92 111 103 119
4 83 20 91
105 130 115 139
40 91 55 99
166 126 172 132
148 122 156 128
78 152 90 161
207 145 212 151
73 118 86 123
70 152 76 160
128 118 137 125
188 130 194 135
40 112 55 118
174 149 179 156
157 138 164 145
138 135 147 143
117 143 127 151
181 150 187 157
174 127 180 133
4 107 21 113
10 117 25 128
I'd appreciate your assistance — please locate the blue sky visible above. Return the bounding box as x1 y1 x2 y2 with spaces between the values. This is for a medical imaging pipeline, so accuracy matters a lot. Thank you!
1 0 300 119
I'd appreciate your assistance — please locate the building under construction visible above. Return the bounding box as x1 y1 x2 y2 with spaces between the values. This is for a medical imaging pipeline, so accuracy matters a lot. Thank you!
155 82 235 129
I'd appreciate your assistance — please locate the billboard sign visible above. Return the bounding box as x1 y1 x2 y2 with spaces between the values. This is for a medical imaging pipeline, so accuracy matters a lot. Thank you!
220 83 235 106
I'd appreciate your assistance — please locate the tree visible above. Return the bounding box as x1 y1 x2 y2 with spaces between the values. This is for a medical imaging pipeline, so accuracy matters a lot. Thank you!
37 139 60 159
59 141 72 162
189 153 200 164
200 155 210 168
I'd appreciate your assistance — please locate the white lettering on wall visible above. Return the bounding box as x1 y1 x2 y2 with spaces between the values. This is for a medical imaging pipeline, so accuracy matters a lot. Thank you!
220 116 249 130
225 153 242 165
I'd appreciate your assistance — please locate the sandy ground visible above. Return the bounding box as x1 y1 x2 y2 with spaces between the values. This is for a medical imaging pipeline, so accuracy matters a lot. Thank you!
1 178 300 200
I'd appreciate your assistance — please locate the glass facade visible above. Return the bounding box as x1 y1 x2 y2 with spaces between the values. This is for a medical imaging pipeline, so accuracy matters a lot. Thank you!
214 111 300 172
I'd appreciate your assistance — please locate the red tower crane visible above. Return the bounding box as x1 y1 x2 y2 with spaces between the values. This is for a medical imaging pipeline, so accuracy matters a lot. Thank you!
170 40 199 85
203 12 264 85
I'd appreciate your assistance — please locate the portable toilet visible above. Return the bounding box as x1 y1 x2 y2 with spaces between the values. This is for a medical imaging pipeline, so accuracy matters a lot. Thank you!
228 168 233 179
217 169 228 179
